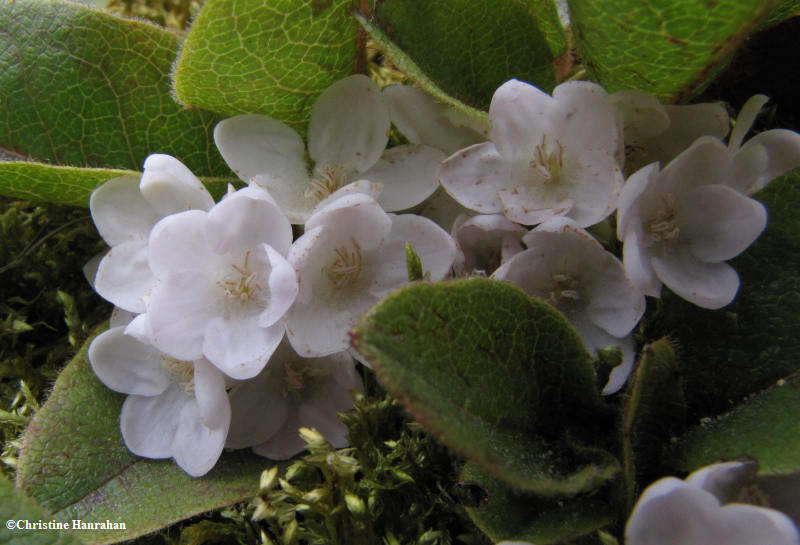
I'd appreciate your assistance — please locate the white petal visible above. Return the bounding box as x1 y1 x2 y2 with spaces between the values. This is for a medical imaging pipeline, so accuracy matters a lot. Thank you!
720 504 800 545
438 142 510 213
729 94 770 150
123 313 152 344
737 129 800 193
584 256 645 338
730 140 769 194
192 359 230 429
601 335 635 395
610 89 669 142
556 151 623 227
360 144 445 211
120 386 184 458
109 307 137 328
651 246 739 309
659 136 730 195
148 210 218 278
90 175 160 246
94 240 155 314
454 214 526 274
617 162 660 239
686 460 757 503
213 114 307 183
367 214 457 297
83 251 103 288
680 184 767 262
148 271 221 361
252 410 306 460
205 189 293 256
258 245 298 328
383 84 487 155
623 230 662 298
286 294 373 358
251 172 316 224
552 81 620 158
88 327 169 396
310 179 383 217
226 363 289 449
308 75 390 173
140 154 214 216
489 79 553 161
305 193 392 252
203 316 283 379
172 399 229 477
417 188 471 233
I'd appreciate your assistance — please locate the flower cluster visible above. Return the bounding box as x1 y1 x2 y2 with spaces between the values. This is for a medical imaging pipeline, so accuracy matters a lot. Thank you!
86 74 800 477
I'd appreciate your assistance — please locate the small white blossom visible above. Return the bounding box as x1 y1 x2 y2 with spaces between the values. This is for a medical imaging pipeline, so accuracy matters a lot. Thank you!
493 218 645 394
438 79 624 227
88 314 230 477
214 75 444 223
90 154 215 313
226 340 362 460
626 462 800 545
286 192 457 357
145 185 297 379
618 136 767 309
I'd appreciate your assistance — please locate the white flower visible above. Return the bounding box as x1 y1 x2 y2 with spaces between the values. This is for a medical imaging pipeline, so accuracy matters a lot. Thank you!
88 314 230 477
214 75 445 223
626 462 800 545
90 154 215 313
451 214 525 277
493 218 645 394
438 79 624 227
618 136 768 309
382 84 489 155
226 340 362 460
145 185 297 379
609 89 730 175
725 94 800 195
286 192 457 357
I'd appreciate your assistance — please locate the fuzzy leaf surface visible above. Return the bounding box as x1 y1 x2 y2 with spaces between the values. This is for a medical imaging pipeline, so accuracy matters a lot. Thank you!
0 474 86 545
373 0 566 109
0 162 234 206
677 372 800 475
0 0 229 175
570 0 777 102
173 0 358 133
351 278 618 494
16 327 271 545
460 462 615 544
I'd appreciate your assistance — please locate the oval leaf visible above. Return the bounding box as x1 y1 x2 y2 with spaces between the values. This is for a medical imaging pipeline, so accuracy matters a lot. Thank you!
0 0 229 175
351 278 617 494
570 0 777 102
16 327 273 545
173 0 359 133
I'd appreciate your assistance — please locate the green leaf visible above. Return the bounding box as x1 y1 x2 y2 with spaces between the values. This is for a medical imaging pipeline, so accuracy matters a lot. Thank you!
619 339 685 509
1 474 86 545
0 0 230 175
0 162 236 206
356 15 488 125
173 0 359 134
16 326 273 545
460 462 615 544
372 0 566 109
763 1 800 28
677 372 800 475
643 171 800 419
570 0 777 102
404 242 424 281
351 278 619 494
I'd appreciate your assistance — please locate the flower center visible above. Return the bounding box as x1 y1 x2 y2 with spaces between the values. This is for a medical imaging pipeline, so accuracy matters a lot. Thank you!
218 250 262 302
646 194 680 242
548 273 580 305
162 356 195 393
530 134 566 184
306 165 349 202
322 237 363 290
282 359 330 397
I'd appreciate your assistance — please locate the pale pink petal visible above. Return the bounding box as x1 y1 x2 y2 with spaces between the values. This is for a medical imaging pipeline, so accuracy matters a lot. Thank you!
680 184 766 262
88 327 169 396
360 144 445 211
308 75 390 173
140 154 214 216
94 240 154 314
213 114 307 183
90 175 160 245
651 246 739 309
438 142 511 213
